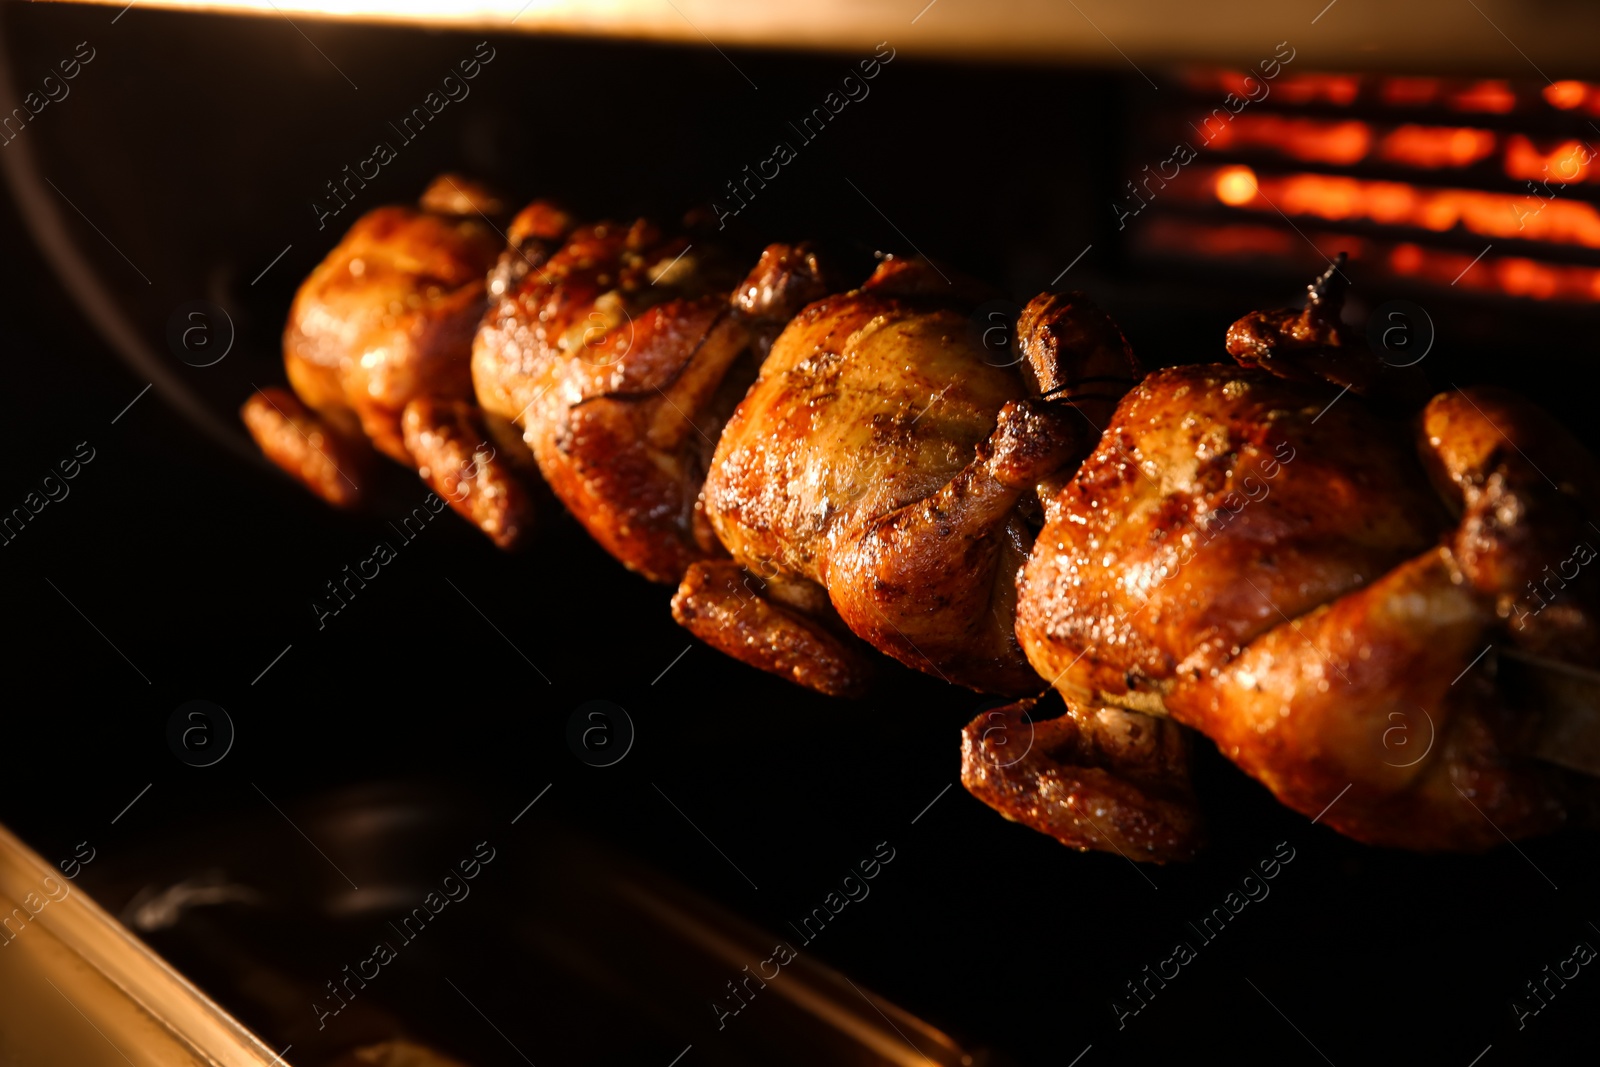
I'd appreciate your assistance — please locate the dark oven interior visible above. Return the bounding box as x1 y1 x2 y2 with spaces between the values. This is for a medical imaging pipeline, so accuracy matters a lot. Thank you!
1 3 1597 1066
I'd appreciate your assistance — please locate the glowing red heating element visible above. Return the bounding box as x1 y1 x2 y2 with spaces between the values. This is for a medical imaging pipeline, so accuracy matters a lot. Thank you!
1136 217 1600 302
1377 76 1515 112
1181 71 1532 113
1203 116 1501 170
1504 136 1596 184
1160 70 1600 300
1381 125 1498 169
1388 242 1600 300
1207 166 1600 248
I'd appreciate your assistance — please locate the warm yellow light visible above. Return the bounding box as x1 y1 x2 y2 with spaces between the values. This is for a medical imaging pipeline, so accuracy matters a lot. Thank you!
1215 165 1258 206
45 0 1600 78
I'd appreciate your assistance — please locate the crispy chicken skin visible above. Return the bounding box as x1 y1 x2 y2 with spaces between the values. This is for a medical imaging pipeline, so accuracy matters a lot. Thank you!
1180 546 1568 849
1016 268 1598 852
1016 361 1446 716
1224 257 1429 405
241 386 371 509
672 558 872 698
961 696 1205 861
243 174 539 547
1419 388 1600 661
675 258 1134 697
281 175 506 463
473 213 831 583
401 398 535 551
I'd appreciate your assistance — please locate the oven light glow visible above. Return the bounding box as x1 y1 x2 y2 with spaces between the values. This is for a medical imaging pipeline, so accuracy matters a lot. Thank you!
1139 217 1600 302
1379 125 1497 170
1203 115 1371 166
1202 115 1507 173
1215 165 1258 206
1389 242 1424 275
1447 80 1517 114
1543 80 1589 110
1380 77 1441 108
1504 136 1594 184
1159 67 1600 302
1272 73 1360 107
1211 169 1600 249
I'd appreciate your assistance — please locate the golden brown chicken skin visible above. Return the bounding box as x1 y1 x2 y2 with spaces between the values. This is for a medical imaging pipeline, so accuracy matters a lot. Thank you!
675 258 1134 697
1016 270 1597 853
241 386 371 509
961 696 1205 862
1419 387 1600 661
1179 545 1569 850
472 213 831 583
1017 361 1446 716
243 174 541 548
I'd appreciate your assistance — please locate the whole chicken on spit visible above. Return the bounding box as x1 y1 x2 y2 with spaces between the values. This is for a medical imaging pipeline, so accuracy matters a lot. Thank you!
242 175 544 548
472 213 835 583
249 187 1597 865
985 259 1600 858
467 202 1148 702
674 258 1140 698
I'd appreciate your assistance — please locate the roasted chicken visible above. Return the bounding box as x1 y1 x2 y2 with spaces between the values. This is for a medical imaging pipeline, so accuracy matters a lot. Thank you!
256 188 1597 863
243 174 540 548
1003 261 1600 856
472 211 832 583
673 259 1139 697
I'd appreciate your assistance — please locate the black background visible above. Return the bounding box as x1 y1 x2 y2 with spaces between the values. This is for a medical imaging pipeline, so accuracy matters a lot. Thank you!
0 3 1594 1065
